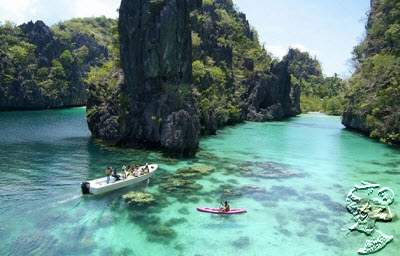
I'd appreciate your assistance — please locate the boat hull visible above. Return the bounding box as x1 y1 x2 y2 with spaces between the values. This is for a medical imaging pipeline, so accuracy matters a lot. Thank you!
85 164 158 195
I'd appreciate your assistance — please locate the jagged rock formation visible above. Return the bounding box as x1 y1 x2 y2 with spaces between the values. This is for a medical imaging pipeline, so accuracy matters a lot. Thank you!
118 0 200 154
0 20 109 110
245 61 301 121
88 0 200 154
87 0 301 154
191 0 300 133
284 48 324 86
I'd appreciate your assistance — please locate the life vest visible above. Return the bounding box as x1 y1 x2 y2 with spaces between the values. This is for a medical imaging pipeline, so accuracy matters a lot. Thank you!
105 169 111 175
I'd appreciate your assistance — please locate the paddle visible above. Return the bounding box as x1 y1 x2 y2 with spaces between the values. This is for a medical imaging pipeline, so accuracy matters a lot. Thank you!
218 194 223 211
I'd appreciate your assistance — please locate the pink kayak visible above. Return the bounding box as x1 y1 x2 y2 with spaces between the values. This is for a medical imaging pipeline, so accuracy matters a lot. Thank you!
197 207 247 214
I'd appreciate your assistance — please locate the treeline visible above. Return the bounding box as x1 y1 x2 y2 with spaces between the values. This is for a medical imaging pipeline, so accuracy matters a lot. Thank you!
283 48 346 115
0 17 116 109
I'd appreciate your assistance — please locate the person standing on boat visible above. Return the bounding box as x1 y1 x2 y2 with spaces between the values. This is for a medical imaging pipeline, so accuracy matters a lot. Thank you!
112 168 121 181
105 166 111 184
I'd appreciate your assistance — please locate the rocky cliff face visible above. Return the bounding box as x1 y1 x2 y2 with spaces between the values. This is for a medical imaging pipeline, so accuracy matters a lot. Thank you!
245 61 301 121
88 0 200 155
0 20 108 110
341 109 369 133
342 0 400 144
87 0 301 154
190 0 300 134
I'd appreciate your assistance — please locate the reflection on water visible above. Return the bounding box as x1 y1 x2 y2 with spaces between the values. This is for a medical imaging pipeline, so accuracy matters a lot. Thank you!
0 110 399 255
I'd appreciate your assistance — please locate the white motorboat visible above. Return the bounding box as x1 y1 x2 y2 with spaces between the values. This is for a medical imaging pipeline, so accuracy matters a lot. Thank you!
81 164 158 195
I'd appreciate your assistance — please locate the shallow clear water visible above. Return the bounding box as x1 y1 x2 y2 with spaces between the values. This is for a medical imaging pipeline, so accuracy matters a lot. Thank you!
0 108 399 256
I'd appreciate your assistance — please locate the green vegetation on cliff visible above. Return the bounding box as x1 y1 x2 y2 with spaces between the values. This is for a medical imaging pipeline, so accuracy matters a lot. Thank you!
52 17 120 65
0 17 116 110
191 0 274 132
283 48 345 115
86 0 300 154
343 0 400 144
52 17 116 47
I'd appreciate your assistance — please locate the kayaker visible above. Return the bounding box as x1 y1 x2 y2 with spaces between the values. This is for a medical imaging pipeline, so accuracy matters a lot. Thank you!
105 166 111 184
220 201 230 212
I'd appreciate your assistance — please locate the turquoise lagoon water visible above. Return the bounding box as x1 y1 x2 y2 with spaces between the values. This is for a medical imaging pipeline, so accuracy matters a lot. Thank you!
0 108 399 256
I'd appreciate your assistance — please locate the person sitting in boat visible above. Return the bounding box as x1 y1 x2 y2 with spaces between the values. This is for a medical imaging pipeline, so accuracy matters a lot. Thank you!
112 168 121 181
134 163 141 177
105 166 112 184
126 165 132 177
121 165 127 179
143 163 149 174
219 201 230 212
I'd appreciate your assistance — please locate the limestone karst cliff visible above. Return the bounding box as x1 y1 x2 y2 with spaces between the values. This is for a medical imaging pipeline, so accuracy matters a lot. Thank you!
87 0 200 155
86 0 301 154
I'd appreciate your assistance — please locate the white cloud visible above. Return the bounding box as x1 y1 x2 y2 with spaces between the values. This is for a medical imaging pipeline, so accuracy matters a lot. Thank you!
291 44 319 57
0 0 38 25
0 0 120 26
265 45 287 59
72 0 119 20
265 44 319 60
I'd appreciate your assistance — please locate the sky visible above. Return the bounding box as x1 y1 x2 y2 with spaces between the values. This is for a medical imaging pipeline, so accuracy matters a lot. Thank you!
0 0 371 77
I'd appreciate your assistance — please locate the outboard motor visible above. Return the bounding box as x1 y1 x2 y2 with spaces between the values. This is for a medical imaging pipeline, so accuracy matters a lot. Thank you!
81 181 90 194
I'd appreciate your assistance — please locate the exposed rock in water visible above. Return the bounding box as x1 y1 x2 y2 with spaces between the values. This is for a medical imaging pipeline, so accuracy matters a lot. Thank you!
122 191 156 207
89 0 200 155
341 108 370 134
159 165 213 196
160 177 203 194
184 165 215 176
